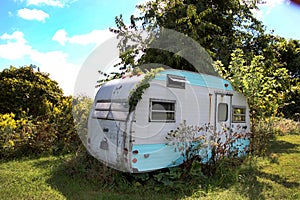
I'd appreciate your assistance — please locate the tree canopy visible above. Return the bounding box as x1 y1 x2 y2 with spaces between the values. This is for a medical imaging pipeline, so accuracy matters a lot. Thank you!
113 0 265 70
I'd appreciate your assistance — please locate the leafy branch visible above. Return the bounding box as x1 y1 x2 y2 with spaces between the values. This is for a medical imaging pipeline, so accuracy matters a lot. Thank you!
128 67 164 112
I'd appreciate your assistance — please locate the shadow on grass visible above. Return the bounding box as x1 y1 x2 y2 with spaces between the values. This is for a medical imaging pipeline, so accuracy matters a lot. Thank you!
44 153 199 200
235 164 266 200
236 137 300 200
236 164 300 200
44 153 271 200
44 136 299 200
258 171 300 188
268 139 300 154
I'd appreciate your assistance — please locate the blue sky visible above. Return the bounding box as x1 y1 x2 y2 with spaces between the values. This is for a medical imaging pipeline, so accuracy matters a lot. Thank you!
0 0 300 95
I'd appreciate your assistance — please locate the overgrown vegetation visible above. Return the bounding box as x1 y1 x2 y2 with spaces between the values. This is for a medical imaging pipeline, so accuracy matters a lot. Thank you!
128 67 164 112
1 134 299 199
0 66 92 159
1 0 300 199
110 0 300 157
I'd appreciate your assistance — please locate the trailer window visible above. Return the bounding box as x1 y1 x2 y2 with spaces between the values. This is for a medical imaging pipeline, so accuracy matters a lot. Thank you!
150 99 175 122
92 101 129 121
218 103 228 122
232 107 246 123
167 74 186 89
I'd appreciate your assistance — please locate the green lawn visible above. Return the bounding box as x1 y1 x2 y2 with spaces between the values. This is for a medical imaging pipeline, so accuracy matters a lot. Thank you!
1 135 299 200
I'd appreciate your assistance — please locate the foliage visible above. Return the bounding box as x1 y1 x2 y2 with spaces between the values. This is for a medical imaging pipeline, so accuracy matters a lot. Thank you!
215 48 290 119
112 0 265 71
72 95 93 145
215 49 290 155
272 117 300 136
0 66 64 119
250 118 277 156
254 35 300 119
47 96 80 153
280 79 300 120
165 120 250 177
0 65 93 158
0 95 93 158
0 112 57 157
1 134 299 199
128 67 163 112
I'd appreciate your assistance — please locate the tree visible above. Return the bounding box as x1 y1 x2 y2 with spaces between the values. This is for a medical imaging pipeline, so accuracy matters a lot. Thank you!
0 66 64 119
112 0 266 72
252 35 300 119
270 38 300 119
216 49 289 119
215 48 290 154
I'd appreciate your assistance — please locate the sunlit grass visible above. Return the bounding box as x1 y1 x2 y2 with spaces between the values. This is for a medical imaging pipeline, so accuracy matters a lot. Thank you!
0 156 65 199
1 134 299 200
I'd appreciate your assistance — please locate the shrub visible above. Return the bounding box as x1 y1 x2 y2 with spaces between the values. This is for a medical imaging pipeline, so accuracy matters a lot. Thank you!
0 95 94 158
272 117 300 135
250 118 276 156
0 66 64 119
166 121 250 177
72 95 93 146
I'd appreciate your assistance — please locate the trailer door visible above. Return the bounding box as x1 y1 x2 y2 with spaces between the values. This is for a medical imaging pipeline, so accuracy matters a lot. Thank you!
214 92 233 135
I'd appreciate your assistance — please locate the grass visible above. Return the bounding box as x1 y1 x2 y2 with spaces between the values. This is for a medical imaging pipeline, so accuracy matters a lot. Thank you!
0 135 299 200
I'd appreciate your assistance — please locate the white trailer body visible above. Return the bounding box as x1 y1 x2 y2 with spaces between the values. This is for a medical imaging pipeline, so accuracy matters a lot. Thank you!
88 69 250 173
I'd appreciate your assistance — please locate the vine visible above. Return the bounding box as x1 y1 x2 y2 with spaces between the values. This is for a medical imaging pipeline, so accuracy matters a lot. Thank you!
165 121 250 176
128 67 164 112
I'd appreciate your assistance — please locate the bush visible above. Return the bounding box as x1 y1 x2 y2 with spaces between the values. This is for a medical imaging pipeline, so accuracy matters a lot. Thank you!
250 118 277 156
0 113 29 157
72 96 93 146
0 95 94 159
272 117 300 135
250 117 300 156
0 66 64 119
0 66 96 158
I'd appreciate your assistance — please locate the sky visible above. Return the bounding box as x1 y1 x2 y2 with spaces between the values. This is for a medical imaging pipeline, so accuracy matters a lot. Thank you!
0 0 300 95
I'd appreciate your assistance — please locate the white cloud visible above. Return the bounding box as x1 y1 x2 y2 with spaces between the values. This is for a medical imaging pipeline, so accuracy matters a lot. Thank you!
52 29 114 46
27 0 63 7
252 0 289 21
52 29 68 46
0 31 32 60
0 31 79 95
17 8 49 22
18 0 77 7
30 50 80 95
261 0 287 15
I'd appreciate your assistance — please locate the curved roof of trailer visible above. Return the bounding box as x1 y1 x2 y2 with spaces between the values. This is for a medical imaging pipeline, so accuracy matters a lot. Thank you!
95 70 233 101
154 69 233 91
95 74 145 100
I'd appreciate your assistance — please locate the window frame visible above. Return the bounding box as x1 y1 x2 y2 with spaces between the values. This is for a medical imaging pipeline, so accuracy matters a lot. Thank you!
232 106 246 123
149 98 176 123
92 100 129 121
166 74 186 89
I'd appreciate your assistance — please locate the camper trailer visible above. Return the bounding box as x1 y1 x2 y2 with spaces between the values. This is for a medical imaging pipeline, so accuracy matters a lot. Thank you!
87 69 250 173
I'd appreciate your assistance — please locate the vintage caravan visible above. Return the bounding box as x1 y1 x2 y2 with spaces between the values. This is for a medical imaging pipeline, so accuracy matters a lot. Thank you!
87 69 250 173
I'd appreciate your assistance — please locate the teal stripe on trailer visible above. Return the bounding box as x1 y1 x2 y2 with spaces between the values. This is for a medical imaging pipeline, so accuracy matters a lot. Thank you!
230 138 250 157
131 143 212 172
131 139 250 172
131 143 182 172
154 70 234 91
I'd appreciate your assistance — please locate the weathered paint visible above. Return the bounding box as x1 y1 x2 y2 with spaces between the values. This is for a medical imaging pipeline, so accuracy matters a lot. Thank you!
131 138 250 172
88 69 250 173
